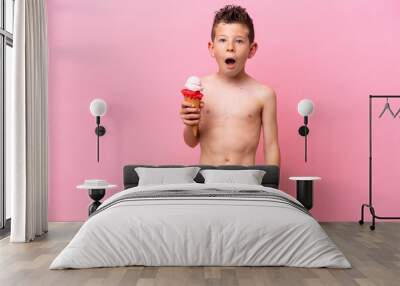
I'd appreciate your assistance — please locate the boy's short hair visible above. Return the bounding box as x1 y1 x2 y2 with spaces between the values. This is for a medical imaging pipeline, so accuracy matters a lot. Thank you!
211 5 255 44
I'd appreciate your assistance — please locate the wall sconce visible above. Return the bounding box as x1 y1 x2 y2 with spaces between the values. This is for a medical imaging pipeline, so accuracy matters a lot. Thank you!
89 99 107 162
297 99 314 162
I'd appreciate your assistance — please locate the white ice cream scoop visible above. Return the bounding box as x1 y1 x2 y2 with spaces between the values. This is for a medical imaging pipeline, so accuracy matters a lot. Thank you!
184 76 203 91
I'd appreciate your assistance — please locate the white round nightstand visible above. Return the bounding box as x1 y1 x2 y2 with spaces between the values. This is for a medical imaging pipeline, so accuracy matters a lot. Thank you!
77 181 117 216
289 177 321 210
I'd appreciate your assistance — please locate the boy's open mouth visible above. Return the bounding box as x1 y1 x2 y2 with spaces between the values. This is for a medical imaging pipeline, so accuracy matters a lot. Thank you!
225 58 236 65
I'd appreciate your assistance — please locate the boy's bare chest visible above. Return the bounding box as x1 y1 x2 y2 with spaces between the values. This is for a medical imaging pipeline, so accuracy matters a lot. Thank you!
201 89 263 121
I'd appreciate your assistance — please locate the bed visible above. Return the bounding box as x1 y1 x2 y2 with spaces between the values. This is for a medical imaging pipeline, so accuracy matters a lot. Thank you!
50 165 351 269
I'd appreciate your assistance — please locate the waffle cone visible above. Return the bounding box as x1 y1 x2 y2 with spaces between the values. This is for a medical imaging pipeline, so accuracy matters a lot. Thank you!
184 97 200 137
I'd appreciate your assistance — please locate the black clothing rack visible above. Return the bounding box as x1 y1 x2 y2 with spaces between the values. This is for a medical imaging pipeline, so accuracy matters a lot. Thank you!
359 95 400 230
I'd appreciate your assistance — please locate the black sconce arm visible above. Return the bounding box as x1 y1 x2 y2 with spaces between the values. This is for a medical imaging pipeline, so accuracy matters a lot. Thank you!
298 116 310 162
94 116 106 162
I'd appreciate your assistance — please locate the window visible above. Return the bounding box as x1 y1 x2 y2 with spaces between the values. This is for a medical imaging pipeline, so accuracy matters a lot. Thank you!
0 0 14 234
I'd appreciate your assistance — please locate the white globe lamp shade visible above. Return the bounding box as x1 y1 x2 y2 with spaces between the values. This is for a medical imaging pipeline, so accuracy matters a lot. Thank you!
297 99 314 117
90 99 107 117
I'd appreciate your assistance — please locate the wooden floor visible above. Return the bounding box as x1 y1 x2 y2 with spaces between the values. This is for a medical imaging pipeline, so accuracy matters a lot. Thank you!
0 222 399 286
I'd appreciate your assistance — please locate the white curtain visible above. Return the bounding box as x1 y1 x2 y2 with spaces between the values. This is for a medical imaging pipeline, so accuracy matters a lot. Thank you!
8 0 48 242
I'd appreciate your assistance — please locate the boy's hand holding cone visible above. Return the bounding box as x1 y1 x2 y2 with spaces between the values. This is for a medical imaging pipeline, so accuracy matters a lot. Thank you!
180 76 204 137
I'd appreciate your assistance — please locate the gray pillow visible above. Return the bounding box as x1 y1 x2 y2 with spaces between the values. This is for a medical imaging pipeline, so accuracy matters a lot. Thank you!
200 169 266 185
135 167 201 186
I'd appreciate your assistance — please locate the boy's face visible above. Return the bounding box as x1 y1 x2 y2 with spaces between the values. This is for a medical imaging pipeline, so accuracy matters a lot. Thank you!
208 22 257 77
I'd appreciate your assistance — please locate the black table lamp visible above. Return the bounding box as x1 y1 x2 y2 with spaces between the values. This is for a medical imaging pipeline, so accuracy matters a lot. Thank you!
89 99 107 162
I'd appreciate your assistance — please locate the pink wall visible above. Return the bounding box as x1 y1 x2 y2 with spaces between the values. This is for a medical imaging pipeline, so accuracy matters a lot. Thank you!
46 1 400 221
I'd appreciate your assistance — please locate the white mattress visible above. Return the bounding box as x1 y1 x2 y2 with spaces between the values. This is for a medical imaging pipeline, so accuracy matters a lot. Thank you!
50 183 351 269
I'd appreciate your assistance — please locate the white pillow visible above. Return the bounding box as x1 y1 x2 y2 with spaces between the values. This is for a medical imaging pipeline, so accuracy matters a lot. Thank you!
200 169 266 185
135 167 201 186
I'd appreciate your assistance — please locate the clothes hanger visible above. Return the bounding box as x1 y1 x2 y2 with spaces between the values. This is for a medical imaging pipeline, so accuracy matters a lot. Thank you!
393 105 400 118
378 97 396 118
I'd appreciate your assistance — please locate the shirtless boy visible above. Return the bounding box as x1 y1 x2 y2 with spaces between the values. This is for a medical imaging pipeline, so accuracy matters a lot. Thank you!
180 5 280 166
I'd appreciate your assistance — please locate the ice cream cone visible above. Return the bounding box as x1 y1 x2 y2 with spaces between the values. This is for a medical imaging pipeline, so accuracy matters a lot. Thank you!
181 76 204 138
184 97 201 137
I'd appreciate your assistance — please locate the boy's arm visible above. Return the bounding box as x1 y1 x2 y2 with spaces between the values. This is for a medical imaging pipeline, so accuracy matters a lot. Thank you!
262 89 281 166
183 125 199 148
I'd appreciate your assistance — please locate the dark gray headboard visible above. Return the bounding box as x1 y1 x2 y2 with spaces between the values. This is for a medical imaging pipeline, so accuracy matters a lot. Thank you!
123 165 280 189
